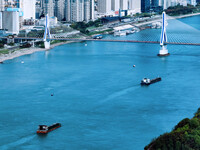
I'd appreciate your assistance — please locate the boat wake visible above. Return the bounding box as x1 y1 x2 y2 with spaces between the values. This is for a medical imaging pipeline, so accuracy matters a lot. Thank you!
0 134 36 150
100 84 140 104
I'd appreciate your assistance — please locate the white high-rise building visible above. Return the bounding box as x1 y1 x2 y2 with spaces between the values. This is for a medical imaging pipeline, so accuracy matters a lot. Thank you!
159 0 164 6
188 0 197 5
111 0 120 11
128 0 141 13
2 11 19 34
98 0 111 14
90 0 94 20
120 0 128 10
0 12 2 29
178 0 187 6
163 0 170 9
84 0 90 22
0 0 4 11
22 0 36 19
65 0 94 22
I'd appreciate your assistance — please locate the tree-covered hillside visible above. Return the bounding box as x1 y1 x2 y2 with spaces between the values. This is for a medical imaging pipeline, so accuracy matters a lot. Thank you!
145 108 200 150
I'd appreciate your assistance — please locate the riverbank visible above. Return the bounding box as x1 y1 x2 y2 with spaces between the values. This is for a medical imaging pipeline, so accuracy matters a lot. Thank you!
0 41 73 63
135 12 200 27
172 12 200 19
1 12 200 63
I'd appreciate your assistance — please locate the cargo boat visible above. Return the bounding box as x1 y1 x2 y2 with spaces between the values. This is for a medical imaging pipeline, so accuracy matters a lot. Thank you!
37 123 61 134
141 77 161 85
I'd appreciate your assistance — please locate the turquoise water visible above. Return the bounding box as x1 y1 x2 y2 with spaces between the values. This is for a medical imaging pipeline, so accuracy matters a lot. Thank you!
0 16 200 150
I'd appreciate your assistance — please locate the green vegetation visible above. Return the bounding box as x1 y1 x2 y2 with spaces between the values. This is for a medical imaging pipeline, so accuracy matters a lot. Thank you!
18 30 44 38
50 40 64 45
50 25 74 34
0 41 6 49
70 19 102 34
0 49 9 55
0 43 4 49
8 43 14 46
145 108 200 150
134 13 152 18
166 4 200 16
34 41 45 48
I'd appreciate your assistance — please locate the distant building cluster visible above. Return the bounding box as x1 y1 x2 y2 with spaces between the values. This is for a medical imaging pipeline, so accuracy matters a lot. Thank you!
142 0 197 13
0 0 198 35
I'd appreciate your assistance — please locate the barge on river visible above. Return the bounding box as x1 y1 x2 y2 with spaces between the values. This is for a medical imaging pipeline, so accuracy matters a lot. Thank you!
37 123 61 134
141 77 161 85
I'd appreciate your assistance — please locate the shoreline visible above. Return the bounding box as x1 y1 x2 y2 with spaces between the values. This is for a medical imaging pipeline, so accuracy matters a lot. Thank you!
1 12 200 63
170 12 200 19
135 12 200 27
0 41 73 63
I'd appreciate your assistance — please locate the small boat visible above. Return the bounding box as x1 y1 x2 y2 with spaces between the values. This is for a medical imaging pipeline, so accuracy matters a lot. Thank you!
37 123 61 134
126 30 135 34
93 35 103 39
141 77 161 85
114 30 126 36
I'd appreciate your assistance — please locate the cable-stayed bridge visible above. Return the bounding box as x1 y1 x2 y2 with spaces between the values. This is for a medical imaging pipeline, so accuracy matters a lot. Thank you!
0 14 200 47
2 37 199 46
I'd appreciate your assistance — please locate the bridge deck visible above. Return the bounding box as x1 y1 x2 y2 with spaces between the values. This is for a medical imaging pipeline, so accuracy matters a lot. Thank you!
1 37 200 46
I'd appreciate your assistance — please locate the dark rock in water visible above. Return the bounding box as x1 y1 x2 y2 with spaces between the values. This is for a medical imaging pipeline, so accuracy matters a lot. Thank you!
0 62 3 64
51 94 54 96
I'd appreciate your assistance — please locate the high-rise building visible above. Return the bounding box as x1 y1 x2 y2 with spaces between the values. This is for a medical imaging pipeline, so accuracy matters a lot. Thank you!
65 0 70 21
54 0 65 20
120 0 128 10
178 0 187 6
128 0 141 13
111 0 120 11
43 0 54 17
141 0 151 12
0 0 5 11
90 0 94 20
2 11 19 34
159 0 164 7
98 0 111 14
22 0 36 19
0 12 2 29
84 0 90 22
152 0 159 7
163 0 171 9
188 0 197 5
65 0 94 22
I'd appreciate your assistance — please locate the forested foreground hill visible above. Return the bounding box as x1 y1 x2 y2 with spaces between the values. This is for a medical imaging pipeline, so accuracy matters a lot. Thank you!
145 108 200 150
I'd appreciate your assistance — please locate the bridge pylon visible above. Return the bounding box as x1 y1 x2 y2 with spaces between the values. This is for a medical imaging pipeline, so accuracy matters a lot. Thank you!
43 14 51 49
158 12 170 56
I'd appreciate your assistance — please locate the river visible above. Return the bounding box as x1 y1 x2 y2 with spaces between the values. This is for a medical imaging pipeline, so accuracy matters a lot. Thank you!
0 15 200 150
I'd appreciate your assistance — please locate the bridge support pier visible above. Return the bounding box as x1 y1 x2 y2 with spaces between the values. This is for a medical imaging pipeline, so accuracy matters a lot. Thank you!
43 14 51 50
158 12 170 57
158 45 170 56
44 41 50 49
